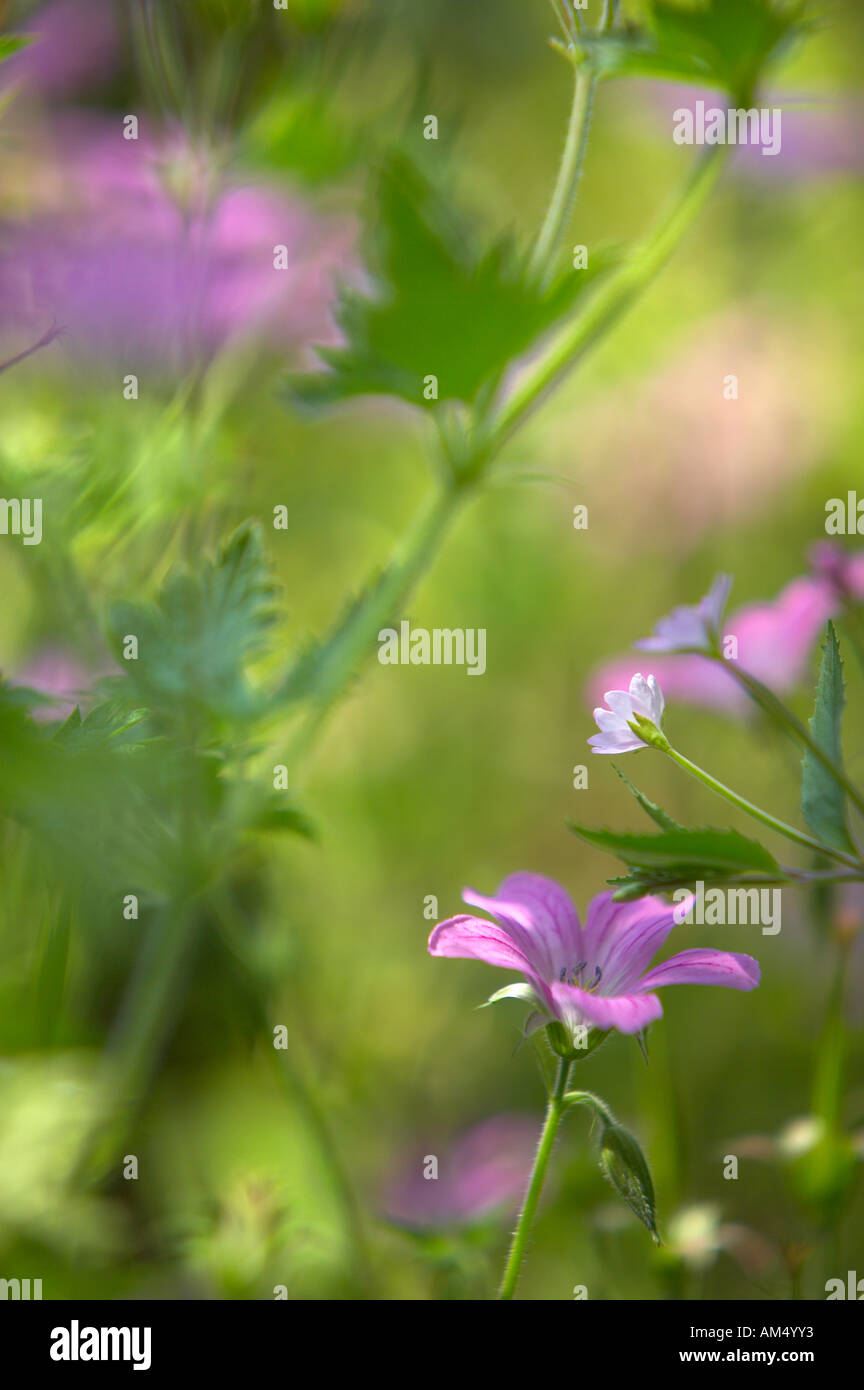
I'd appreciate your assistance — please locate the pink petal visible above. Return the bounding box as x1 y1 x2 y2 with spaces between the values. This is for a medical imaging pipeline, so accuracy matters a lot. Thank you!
427 914 554 1008
551 981 663 1034
636 948 761 993
581 892 685 993
462 873 581 982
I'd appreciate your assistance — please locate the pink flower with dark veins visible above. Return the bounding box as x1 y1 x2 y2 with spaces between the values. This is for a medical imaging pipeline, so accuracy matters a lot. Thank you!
429 873 759 1044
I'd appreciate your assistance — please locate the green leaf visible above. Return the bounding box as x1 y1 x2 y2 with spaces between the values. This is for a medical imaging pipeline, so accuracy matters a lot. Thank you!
247 799 316 840
570 821 779 873
279 569 392 705
109 524 277 724
580 0 808 104
801 622 856 855
287 155 617 412
611 764 684 831
564 1091 658 1241
0 36 34 64
599 1122 660 1242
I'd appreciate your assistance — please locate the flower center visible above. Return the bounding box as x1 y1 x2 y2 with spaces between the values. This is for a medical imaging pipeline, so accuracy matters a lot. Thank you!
559 962 603 992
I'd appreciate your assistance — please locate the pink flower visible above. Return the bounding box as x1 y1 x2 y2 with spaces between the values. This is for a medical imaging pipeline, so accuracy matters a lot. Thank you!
428 873 759 1042
0 117 353 367
808 542 864 602
382 1115 539 1230
13 646 106 721
588 576 837 716
636 574 732 654
3 0 120 99
589 672 666 755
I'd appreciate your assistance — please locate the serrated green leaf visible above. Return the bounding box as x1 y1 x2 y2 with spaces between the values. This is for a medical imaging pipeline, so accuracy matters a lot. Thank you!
287 155 617 412
611 764 684 831
801 622 855 855
109 524 277 724
570 821 779 874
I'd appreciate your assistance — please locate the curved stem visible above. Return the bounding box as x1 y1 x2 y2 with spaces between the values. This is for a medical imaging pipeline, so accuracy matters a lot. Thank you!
666 745 862 870
491 147 727 451
529 65 596 286
498 1056 572 1300
284 481 470 774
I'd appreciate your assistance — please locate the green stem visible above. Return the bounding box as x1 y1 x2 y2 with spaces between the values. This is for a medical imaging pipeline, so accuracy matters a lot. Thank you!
491 146 727 450
285 481 470 772
717 660 864 825
665 745 862 870
498 1056 572 1300
529 65 596 286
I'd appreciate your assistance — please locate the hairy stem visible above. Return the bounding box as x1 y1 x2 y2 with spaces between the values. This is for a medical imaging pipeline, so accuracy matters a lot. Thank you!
498 1056 572 1300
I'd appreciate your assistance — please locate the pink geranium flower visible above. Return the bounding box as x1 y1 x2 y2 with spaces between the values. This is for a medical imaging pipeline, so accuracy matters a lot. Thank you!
428 873 759 1043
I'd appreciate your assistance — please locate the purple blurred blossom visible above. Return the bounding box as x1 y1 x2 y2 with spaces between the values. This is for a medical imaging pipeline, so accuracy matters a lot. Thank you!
382 1114 538 1231
0 116 353 367
13 646 107 721
588 575 837 716
3 0 121 98
640 83 864 179
636 574 732 654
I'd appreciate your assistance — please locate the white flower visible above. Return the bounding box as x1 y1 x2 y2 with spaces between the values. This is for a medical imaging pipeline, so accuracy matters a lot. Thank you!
589 673 666 755
635 574 732 653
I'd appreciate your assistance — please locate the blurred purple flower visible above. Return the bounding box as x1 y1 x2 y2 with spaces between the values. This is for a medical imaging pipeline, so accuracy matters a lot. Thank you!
808 541 864 603
429 873 759 1041
13 646 104 721
0 116 353 368
588 575 837 716
641 83 864 180
3 0 120 98
382 1114 538 1230
636 574 732 654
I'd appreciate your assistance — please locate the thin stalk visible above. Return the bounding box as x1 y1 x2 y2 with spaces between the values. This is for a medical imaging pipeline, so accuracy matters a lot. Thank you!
491 147 727 450
529 65 596 286
498 1056 572 1300
665 745 862 870
285 482 470 773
